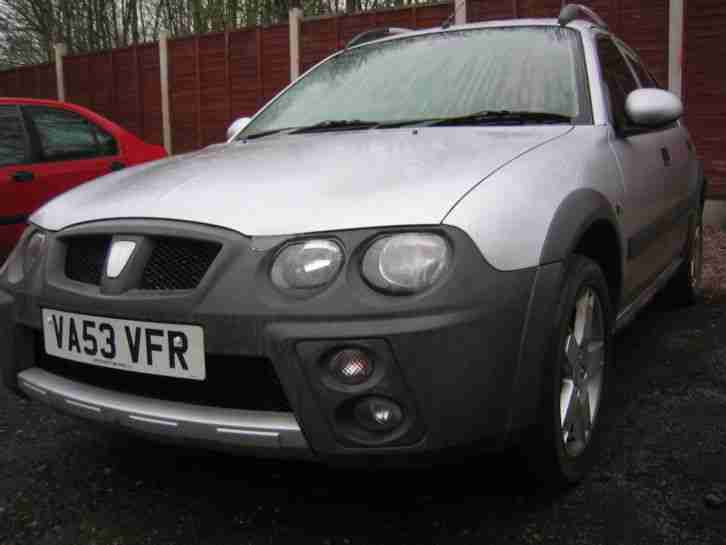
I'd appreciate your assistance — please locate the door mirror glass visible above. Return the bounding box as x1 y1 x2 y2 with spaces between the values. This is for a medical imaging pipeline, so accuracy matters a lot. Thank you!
227 117 251 140
625 89 683 128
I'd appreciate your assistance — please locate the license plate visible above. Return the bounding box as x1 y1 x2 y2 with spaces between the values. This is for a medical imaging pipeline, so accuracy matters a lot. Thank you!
41 309 206 380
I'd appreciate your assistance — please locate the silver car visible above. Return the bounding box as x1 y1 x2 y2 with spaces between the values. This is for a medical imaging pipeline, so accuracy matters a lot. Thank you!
0 5 705 484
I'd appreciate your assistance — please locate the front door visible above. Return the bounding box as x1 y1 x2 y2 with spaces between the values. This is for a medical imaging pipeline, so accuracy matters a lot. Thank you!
596 35 678 304
20 104 124 201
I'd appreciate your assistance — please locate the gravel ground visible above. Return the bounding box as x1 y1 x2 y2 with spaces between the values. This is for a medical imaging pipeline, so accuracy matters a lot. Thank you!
2 235 726 545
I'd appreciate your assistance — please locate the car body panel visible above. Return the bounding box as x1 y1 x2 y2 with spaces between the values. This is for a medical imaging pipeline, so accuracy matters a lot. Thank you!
444 125 624 271
30 125 572 236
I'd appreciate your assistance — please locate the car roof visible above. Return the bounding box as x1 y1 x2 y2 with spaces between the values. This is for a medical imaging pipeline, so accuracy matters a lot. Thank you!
0 97 68 107
347 18 598 50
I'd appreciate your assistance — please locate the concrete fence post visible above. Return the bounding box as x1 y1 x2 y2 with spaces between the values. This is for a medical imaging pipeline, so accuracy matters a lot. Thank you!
53 43 67 101
289 7 303 81
454 0 467 25
159 31 173 154
668 0 684 99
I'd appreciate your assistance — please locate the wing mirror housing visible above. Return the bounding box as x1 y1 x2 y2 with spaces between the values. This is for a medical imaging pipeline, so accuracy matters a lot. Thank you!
625 89 683 129
227 117 251 140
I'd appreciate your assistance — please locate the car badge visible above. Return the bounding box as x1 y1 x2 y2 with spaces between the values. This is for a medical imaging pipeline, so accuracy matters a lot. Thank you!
106 240 137 278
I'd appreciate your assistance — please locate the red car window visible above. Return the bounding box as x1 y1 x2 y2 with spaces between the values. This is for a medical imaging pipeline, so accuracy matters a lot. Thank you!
0 105 28 167
24 106 118 162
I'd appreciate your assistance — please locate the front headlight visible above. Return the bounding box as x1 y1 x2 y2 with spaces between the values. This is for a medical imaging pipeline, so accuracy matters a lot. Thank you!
362 233 450 294
24 231 47 274
271 239 344 290
0 229 46 284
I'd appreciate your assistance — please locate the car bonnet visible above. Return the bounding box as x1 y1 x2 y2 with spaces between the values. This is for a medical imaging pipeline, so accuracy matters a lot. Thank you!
31 126 573 236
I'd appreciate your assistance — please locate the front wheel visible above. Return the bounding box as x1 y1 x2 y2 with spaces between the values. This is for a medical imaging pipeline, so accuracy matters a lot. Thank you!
526 255 613 486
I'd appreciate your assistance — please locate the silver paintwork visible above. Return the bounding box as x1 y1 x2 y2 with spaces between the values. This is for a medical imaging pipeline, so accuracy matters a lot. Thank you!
615 257 683 332
31 126 572 237
561 287 605 457
29 18 700 307
625 89 684 127
18 368 311 454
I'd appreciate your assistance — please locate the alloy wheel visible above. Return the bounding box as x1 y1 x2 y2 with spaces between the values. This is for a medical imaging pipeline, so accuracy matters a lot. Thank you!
560 287 605 458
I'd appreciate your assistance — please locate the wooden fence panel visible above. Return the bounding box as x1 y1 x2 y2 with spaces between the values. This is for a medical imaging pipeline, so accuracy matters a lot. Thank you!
685 0 726 197
229 28 262 119
139 43 163 146
0 64 57 99
169 37 200 153
198 33 229 146
261 24 290 103
112 47 142 139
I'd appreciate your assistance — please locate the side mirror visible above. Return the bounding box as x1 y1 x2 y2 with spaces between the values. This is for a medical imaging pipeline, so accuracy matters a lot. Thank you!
625 89 683 129
227 117 251 140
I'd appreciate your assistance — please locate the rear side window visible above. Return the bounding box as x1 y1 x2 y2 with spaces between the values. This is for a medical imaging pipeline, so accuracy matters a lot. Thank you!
24 106 118 162
0 105 28 167
596 36 639 129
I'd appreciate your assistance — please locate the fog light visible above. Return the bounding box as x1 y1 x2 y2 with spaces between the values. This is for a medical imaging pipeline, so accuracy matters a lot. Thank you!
354 397 403 432
329 349 374 385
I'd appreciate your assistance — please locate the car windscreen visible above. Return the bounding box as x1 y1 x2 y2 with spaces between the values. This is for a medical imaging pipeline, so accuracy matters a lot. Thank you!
239 26 586 137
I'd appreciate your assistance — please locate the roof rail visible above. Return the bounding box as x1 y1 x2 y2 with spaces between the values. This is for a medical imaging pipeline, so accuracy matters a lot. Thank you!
346 27 412 48
558 4 609 30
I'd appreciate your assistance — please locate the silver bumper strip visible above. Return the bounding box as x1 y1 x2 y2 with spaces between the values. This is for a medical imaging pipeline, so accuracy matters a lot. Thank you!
18 368 311 454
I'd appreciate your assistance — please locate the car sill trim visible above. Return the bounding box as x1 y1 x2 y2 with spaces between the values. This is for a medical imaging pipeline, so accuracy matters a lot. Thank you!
615 257 682 333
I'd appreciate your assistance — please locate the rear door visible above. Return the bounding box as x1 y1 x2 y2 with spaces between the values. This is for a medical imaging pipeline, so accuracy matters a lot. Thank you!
21 104 124 200
597 35 676 303
0 104 41 254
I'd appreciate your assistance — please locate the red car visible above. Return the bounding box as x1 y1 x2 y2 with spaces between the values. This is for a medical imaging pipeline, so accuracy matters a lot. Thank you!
0 98 166 257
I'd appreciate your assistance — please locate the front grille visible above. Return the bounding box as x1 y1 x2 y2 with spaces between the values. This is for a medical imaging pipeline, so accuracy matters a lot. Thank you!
141 237 221 290
62 234 221 291
35 338 292 413
65 235 111 286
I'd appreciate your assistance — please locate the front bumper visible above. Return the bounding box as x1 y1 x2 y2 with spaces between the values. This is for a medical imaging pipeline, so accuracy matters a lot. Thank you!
0 221 564 461
17 367 310 455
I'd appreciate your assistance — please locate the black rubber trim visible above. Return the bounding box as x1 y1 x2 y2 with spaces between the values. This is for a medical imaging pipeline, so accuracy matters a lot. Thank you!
506 262 566 437
1 220 539 456
540 188 621 265
627 196 692 260
0 214 29 226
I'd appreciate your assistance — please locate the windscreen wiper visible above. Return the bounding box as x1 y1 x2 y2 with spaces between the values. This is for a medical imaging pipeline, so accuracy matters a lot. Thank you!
432 110 573 126
241 127 299 140
291 119 381 134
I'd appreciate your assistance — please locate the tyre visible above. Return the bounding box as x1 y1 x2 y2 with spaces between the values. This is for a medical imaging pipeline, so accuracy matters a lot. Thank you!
525 255 614 486
663 206 703 306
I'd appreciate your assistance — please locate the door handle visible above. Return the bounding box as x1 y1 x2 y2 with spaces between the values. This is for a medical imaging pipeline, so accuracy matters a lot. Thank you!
660 147 672 167
12 171 34 183
110 161 126 172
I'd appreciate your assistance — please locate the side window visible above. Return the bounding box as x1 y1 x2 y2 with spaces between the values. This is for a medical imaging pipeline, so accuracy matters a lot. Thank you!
0 105 28 167
24 106 117 162
92 124 119 156
596 37 639 130
629 58 659 89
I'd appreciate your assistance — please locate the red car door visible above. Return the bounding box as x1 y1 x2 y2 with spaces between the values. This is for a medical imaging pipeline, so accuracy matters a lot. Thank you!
0 104 44 256
21 104 126 200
